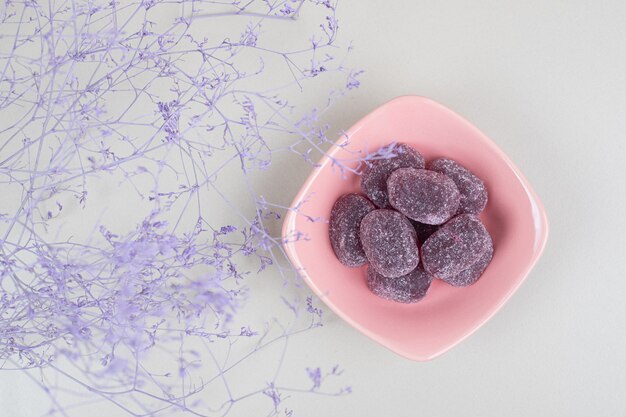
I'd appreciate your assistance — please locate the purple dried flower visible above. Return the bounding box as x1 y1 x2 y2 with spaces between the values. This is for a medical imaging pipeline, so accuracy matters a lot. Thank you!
0 0 356 415
307 367 323 389
346 69 364 90
157 100 181 142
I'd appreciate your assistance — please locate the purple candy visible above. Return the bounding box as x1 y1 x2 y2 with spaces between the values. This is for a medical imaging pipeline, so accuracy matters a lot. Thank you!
421 214 492 280
429 158 488 214
329 193 376 267
412 221 440 245
360 143 425 208
387 168 460 225
359 209 419 278
367 264 433 303
443 237 494 287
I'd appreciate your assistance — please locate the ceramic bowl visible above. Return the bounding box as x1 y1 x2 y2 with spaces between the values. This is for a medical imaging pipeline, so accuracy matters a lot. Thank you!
281 96 548 361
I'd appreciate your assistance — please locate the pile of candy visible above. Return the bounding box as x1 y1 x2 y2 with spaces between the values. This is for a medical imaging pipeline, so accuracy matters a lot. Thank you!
329 144 493 303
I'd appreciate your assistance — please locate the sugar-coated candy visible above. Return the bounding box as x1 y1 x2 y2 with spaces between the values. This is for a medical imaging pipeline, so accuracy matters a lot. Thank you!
329 193 376 267
443 237 493 287
412 221 440 244
429 158 488 214
421 214 492 280
367 264 433 303
359 209 419 278
387 168 460 225
360 143 425 208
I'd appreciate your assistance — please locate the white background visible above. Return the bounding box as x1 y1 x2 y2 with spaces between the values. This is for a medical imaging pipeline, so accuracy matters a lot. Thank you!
321 1 626 415
297 2 626 415
2 1 626 416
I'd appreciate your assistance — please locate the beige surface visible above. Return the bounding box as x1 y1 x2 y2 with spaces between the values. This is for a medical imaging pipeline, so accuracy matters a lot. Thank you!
1 1 626 416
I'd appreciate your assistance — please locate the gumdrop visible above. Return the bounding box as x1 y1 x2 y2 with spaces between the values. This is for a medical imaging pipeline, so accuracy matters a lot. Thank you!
367 264 433 303
421 214 492 280
329 193 376 267
429 158 488 214
412 221 440 245
360 143 425 208
359 209 419 278
443 237 494 287
387 168 460 225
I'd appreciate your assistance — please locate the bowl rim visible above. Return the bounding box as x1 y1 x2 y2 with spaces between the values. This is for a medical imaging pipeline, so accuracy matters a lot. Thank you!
281 95 549 361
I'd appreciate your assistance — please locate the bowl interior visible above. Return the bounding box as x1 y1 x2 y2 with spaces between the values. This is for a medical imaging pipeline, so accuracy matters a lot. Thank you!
282 96 548 361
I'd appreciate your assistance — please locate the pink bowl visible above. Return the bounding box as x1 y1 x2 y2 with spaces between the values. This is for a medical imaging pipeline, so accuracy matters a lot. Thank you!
281 96 548 361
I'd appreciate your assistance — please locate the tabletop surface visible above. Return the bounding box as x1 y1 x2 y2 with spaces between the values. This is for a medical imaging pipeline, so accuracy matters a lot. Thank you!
1 1 625 416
